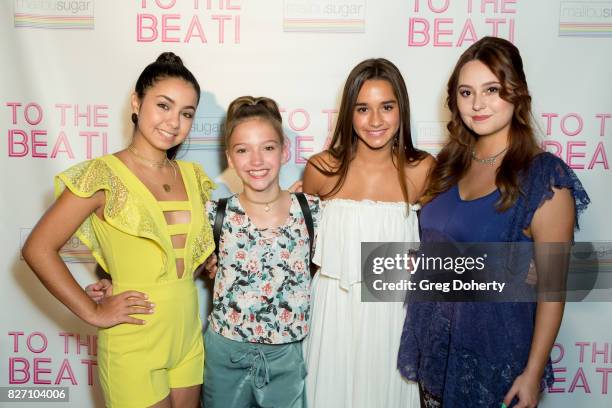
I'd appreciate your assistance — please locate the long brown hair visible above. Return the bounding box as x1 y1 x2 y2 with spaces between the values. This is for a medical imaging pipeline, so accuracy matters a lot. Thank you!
423 37 540 210
311 58 427 204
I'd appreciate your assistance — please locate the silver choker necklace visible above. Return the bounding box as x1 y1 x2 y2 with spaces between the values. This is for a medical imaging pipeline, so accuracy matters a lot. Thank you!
471 146 508 165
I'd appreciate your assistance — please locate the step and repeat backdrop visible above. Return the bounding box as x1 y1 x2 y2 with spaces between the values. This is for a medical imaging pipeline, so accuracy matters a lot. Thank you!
1 1 610 406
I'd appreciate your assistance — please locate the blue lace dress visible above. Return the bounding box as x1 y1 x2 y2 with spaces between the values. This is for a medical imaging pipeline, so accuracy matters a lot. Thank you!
397 153 590 407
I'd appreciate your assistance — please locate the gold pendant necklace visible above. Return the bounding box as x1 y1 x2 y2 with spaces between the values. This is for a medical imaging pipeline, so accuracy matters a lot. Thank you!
241 191 283 212
128 145 167 167
127 145 177 192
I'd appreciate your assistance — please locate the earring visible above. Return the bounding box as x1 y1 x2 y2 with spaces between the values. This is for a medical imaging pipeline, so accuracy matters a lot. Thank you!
131 113 138 124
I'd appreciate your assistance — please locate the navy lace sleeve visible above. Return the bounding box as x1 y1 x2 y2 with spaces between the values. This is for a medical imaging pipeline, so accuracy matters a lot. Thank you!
505 152 591 242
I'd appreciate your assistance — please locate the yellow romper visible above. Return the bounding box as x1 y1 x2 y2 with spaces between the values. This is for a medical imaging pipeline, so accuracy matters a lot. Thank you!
55 154 215 407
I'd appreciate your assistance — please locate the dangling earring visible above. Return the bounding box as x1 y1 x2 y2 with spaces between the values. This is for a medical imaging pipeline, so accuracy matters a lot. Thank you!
131 113 138 124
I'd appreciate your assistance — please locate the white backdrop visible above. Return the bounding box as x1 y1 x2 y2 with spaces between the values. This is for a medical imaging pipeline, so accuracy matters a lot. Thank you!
1 0 611 406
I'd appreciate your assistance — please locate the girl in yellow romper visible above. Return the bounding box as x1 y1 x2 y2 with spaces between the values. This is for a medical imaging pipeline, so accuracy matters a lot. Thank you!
22 53 214 408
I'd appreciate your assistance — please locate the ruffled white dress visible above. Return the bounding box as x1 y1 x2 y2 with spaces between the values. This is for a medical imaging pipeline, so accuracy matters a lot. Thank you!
304 199 420 408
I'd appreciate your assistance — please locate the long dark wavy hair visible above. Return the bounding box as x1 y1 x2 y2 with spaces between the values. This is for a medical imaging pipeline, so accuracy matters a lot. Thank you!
311 58 427 204
133 52 200 160
423 36 540 211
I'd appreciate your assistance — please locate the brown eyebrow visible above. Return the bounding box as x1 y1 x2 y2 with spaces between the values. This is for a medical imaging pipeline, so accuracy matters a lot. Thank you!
355 100 397 106
231 139 281 148
458 81 501 89
157 94 196 111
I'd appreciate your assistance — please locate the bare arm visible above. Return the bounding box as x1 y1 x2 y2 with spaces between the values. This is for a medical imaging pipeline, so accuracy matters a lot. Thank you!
406 154 435 203
22 189 152 328
303 153 332 196
504 187 574 408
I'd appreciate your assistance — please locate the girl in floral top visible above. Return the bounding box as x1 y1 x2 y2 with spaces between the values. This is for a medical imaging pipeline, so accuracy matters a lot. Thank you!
86 95 320 407
202 96 320 408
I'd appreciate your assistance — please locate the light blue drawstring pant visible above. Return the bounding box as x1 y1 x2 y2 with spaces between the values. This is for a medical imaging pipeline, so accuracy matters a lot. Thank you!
202 328 307 408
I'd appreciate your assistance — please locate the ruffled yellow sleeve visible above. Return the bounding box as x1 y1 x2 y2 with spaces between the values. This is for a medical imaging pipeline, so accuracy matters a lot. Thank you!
190 162 217 270
193 162 216 203
54 158 127 271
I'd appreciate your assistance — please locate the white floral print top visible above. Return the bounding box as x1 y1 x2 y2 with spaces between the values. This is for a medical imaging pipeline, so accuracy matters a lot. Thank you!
207 193 321 344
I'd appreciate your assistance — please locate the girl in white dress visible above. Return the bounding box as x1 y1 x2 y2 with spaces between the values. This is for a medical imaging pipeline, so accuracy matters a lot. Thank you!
302 58 434 408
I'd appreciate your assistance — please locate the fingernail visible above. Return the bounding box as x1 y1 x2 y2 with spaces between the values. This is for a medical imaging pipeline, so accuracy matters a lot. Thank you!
501 403 507 408
144 294 149 299
149 302 155 307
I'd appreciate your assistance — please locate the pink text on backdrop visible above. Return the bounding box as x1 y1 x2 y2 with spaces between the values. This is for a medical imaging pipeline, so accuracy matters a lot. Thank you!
548 342 612 394
137 0 241 44
408 0 517 47
278 108 338 164
540 112 610 170
6 102 109 160
7 331 97 386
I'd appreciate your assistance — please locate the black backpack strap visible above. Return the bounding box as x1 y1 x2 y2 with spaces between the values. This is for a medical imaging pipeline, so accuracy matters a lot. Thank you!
213 198 228 257
417 208 422 241
295 193 315 275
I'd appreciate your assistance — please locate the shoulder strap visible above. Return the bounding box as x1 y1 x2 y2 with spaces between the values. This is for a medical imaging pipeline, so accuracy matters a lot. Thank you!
213 198 228 256
295 193 315 274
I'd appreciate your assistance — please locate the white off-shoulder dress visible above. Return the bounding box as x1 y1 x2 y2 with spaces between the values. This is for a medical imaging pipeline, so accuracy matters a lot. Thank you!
303 198 421 408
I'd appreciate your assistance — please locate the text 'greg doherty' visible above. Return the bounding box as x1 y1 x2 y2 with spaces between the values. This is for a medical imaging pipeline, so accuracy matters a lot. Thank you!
371 253 487 275
372 279 506 293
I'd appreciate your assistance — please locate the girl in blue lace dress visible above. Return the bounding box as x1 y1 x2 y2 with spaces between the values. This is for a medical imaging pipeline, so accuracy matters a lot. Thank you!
397 37 590 408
